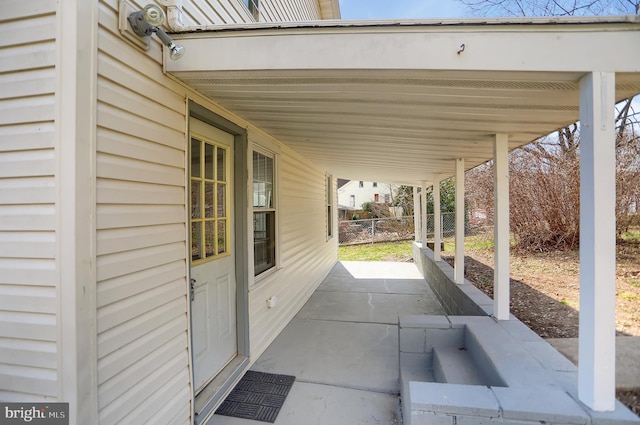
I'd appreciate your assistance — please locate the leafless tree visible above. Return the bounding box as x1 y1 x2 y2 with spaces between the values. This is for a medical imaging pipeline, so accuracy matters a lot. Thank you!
459 0 639 17
461 0 640 251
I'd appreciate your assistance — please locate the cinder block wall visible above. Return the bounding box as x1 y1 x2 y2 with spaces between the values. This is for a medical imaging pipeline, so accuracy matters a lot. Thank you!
413 243 492 316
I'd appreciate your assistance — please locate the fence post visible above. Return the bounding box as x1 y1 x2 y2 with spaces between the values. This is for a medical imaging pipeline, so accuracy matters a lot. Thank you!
371 219 375 244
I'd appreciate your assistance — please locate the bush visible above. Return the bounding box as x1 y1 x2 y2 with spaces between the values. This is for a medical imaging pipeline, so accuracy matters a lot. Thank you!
467 128 640 252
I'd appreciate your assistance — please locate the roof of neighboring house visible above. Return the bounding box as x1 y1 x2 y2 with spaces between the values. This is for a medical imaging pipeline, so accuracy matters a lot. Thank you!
337 178 350 189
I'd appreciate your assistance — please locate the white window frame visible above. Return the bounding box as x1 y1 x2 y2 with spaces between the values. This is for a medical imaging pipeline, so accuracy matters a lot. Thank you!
242 0 260 21
326 174 334 239
252 147 278 278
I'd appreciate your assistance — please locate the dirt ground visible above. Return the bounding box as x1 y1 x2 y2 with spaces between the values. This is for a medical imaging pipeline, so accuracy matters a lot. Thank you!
443 236 640 415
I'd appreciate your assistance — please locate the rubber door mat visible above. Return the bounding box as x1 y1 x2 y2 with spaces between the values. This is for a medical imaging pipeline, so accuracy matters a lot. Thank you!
215 371 296 423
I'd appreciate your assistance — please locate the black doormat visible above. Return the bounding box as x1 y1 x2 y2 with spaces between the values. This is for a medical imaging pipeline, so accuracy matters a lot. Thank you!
215 371 296 423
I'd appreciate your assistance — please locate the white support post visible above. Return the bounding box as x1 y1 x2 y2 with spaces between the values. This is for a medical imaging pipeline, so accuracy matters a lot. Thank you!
413 185 420 243
421 181 428 247
493 134 510 320
433 177 442 261
454 159 465 284
578 72 616 412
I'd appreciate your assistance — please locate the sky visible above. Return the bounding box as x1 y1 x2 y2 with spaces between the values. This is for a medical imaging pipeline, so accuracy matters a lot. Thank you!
338 0 466 20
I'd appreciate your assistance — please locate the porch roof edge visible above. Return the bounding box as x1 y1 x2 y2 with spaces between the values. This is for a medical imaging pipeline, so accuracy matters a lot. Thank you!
168 14 640 35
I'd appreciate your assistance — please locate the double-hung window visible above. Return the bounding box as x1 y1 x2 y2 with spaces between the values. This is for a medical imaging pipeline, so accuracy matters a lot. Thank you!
253 150 276 276
326 175 334 239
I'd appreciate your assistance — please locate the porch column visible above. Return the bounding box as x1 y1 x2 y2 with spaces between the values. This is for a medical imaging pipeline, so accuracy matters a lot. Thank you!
454 158 465 284
432 177 442 261
578 71 616 411
413 185 420 242
494 134 510 320
421 181 428 247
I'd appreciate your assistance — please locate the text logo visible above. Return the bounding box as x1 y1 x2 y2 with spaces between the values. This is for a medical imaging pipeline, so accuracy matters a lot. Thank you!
1 403 69 424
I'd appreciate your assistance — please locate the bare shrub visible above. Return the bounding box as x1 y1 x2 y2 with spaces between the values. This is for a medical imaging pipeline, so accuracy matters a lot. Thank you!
616 131 640 236
509 144 581 251
466 125 640 251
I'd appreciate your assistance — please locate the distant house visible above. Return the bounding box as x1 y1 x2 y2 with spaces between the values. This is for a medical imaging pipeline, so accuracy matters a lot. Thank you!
337 180 398 215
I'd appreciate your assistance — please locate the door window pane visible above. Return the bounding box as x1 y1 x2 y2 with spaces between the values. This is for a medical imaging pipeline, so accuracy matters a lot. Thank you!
205 143 214 179
218 220 227 254
205 182 214 218
191 181 201 218
217 183 226 217
191 138 201 177
218 147 227 182
205 221 215 258
192 222 202 261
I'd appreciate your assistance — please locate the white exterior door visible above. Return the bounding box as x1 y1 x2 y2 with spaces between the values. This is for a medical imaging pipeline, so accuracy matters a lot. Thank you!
189 118 237 393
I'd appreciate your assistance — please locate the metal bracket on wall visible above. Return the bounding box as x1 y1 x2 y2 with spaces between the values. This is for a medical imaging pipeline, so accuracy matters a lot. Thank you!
118 0 151 50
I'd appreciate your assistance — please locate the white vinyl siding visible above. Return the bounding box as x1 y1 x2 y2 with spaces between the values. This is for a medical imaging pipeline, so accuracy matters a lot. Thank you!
247 134 337 357
182 0 322 24
3 0 337 419
96 1 190 424
0 0 59 402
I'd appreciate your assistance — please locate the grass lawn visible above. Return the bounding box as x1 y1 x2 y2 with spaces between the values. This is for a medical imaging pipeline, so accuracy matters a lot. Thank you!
338 240 414 262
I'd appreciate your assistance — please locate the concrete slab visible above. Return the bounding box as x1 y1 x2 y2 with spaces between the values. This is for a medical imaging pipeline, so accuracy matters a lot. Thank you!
492 386 590 424
296 291 444 324
546 336 640 390
209 381 400 425
252 318 400 393
317 262 432 294
317 276 432 294
400 315 451 329
339 261 426 279
409 382 501 418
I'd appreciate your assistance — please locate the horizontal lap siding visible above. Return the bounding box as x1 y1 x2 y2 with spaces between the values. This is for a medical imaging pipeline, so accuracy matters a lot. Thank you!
96 1 190 424
185 0 321 24
0 1 59 402
248 136 336 357
96 0 331 422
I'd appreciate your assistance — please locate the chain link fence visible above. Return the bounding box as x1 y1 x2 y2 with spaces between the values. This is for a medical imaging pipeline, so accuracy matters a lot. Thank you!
339 212 457 245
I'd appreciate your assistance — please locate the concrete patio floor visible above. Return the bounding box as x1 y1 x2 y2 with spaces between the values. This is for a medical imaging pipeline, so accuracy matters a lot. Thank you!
210 261 445 425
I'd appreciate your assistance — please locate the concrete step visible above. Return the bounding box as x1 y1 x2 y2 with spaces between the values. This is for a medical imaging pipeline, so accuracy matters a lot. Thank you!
432 346 485 385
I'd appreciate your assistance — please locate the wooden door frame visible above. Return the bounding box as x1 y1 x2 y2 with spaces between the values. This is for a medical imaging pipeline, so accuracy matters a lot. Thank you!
188 101 250 424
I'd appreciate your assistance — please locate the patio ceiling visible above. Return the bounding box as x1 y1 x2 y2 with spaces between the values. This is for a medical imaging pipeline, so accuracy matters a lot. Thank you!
167 17 640 184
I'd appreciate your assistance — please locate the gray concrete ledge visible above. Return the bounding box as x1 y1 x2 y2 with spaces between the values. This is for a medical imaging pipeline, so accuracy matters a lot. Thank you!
400 315 640 425
413 243 492 316
405 246 639 425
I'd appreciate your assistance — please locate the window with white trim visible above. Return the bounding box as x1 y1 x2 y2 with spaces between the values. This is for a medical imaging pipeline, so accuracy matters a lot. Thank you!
326 175 334 239
253 150 276 276
243 0 259 20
